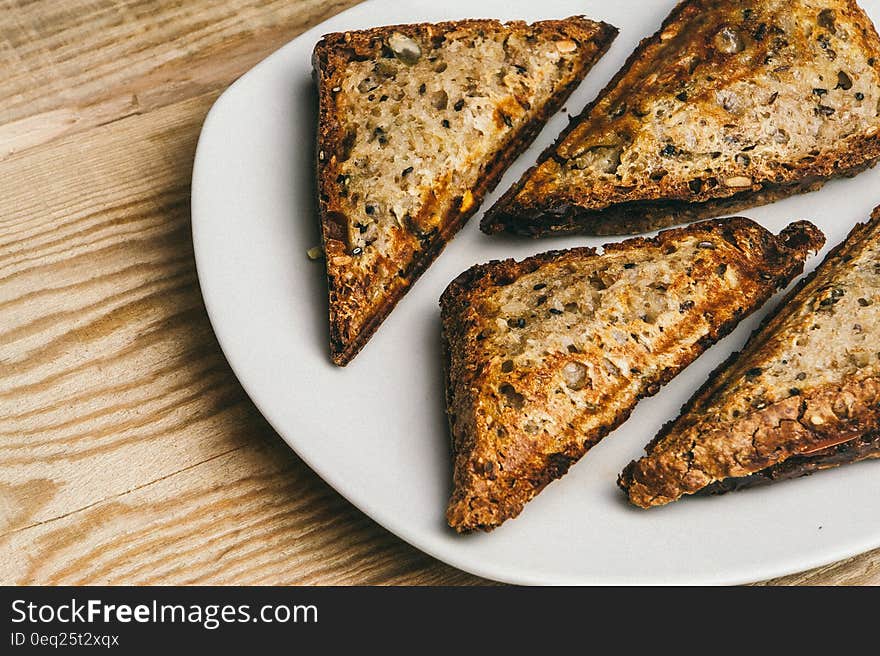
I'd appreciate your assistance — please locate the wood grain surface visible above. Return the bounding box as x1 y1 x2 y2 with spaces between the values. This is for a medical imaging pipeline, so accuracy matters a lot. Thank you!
1 0 877 586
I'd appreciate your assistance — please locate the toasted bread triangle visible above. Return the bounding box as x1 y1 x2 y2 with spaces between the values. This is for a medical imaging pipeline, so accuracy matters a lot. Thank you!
621 207 880 508
313 18 617 365
441 217 823 532
482 0 880 237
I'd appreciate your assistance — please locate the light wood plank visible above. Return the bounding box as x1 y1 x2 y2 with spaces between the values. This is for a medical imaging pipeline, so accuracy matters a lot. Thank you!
0 0 361 158
1 94 242 531
0 436 489 585
0 0 489 587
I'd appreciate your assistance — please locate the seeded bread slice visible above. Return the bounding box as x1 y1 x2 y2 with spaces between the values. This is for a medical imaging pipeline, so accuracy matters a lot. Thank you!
314 18 617 365
481 0 880 237
442 217 824 532
620 207 880 508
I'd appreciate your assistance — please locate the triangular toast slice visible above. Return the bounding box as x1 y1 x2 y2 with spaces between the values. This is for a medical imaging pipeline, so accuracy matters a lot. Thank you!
620 207 880 508
442 217 824 531
314 18 617 365
481 0 880 237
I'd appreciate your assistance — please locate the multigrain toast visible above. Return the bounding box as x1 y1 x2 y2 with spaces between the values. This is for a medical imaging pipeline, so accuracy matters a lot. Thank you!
441 218 824 532
620 207 880 509
313 18 617 365
482 0 880 237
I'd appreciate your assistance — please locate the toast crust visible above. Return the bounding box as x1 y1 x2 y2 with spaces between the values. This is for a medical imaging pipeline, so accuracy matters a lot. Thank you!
314 18 617 364
698 431 880 495
482 0 880 237
620 207 880 507
621 376 880 507
484 157 878 237
442 217 824 531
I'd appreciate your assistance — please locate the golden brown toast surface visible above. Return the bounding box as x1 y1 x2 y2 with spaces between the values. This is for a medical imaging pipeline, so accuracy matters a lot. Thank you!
314 18 617 364
442 217 824 532
482 0 880 236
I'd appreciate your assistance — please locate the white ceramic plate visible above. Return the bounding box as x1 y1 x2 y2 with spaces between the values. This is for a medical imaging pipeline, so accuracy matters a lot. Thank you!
192 0 880 584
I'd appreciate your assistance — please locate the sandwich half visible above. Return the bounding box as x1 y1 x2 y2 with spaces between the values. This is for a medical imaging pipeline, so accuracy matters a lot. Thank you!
621 206 880 508
482 0 880 237
442 217 824 531
314 17 617 365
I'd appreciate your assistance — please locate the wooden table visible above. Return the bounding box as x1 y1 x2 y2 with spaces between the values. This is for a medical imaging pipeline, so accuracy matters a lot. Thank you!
1 0 877 586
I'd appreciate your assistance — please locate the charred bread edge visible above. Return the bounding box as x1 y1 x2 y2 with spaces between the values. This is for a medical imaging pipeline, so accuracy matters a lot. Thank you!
698 431 880 495
484 158 879 237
